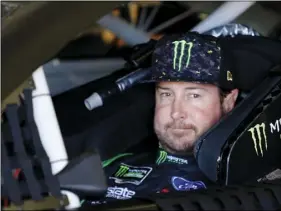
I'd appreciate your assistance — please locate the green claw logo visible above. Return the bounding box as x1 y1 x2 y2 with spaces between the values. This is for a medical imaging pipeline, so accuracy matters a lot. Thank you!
172 40 193 72
248 123 268 157
115 165 129 177
156 150 167 165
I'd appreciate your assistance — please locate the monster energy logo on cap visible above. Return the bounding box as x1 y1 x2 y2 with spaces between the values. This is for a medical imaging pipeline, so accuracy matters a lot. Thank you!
115 165 129 177
172 40 193 72
248 123 268 157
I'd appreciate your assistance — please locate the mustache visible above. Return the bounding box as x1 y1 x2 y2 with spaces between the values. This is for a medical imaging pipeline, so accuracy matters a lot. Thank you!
165 121 196 130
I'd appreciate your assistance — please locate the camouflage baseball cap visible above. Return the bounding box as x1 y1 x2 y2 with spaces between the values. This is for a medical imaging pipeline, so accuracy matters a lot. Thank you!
143 32 224 86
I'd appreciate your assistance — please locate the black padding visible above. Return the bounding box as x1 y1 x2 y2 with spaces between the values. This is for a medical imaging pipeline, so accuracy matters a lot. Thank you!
89 180 281 210
156 180 281 211
194 74 281 185
52 68 151 137
5 104 43 201
225 83 281 184
1 89 63 206
218 35 281 91
53 73 156 161
58 151 107 198
22 89 61 199
1 133 22 206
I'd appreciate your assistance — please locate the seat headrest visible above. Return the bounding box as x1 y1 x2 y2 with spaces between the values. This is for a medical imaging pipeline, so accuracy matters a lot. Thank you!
194 74 281 185
217 35 281 91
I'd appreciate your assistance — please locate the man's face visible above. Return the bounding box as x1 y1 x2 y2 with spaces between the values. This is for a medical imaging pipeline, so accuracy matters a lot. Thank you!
154 81 238 154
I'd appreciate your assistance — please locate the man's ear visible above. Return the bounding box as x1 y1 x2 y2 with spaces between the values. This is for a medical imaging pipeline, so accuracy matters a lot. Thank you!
222 89 239 113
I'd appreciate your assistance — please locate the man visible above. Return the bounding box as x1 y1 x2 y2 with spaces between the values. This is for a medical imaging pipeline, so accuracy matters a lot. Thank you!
154 81 237 154
146 32 238 156
88 32 240 204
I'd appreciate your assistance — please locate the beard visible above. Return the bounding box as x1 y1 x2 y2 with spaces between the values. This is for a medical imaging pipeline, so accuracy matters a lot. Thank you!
155 105 225 155
155 120 198 155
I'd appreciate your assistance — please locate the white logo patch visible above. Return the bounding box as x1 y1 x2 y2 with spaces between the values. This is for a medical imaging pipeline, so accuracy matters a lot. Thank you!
106 186 136 200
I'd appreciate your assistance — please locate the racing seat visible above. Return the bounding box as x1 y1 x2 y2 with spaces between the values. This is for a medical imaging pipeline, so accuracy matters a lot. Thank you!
192 33 281 185
195 67 281 185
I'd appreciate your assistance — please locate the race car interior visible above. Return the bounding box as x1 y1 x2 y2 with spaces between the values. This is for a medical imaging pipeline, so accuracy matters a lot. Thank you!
2 36 281 210
2 2 281 211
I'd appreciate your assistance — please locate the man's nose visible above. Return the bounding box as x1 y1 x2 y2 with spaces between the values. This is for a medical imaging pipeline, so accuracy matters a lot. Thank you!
171 100 187 120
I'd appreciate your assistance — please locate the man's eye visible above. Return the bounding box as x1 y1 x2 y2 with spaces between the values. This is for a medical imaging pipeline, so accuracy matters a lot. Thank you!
190 93 200 98
160 93 171 97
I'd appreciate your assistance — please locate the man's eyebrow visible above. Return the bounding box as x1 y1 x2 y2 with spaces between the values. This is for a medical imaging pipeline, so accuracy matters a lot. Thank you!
184 87 207 91
156 86 207 91
156 86 171 90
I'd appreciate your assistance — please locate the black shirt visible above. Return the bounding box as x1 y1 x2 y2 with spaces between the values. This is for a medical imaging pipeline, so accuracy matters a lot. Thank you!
92 147 214 203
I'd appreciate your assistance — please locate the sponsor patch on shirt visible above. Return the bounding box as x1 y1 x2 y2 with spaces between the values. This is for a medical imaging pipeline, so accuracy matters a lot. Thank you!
109 163 152 185
106 186 136 200
156 150 188 165
171 176 206 191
